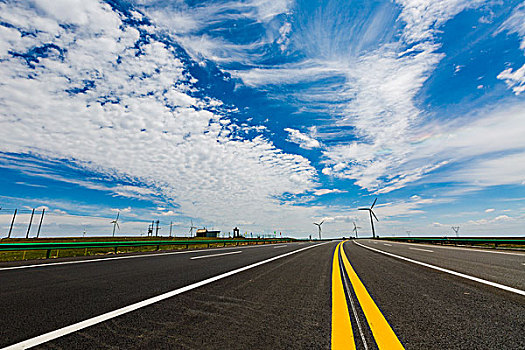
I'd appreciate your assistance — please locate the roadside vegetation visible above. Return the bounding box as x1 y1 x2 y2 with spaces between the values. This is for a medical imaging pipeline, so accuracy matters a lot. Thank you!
0 237 289 262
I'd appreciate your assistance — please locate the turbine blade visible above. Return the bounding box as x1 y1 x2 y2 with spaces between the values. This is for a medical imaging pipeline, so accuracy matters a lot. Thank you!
371 210 379 222
320 220 324 225
116 222 120 230
371 198 377 209
358 208 368 211
116 212 119 220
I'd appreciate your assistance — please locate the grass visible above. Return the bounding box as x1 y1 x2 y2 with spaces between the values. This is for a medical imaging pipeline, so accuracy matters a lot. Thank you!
0 236 270 262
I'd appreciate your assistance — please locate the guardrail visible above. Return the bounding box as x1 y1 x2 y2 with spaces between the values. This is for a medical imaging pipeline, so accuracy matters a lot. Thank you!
378 237 525 247
0 238 294 259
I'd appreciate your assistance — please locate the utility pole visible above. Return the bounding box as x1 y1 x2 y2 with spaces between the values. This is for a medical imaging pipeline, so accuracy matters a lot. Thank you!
36 208 45 238
8 209 17 238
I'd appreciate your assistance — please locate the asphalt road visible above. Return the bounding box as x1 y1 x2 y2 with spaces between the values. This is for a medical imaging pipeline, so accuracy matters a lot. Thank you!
1 239 524 349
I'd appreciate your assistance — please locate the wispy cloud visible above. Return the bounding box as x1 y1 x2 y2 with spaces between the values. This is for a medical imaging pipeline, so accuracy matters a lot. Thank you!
496 3 525 95
313 188 346 196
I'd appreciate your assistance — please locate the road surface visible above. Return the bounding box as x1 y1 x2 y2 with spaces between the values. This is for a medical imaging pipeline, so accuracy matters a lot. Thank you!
0 239 523 349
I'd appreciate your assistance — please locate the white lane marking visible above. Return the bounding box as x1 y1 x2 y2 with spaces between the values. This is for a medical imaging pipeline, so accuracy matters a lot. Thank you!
355 242 525 297
383 243 392 247
190 251 242 260
409 247 434 253
0 242 298 272
382 240 525 256
1 242 331 350
522 263 525 266
273 245 288 248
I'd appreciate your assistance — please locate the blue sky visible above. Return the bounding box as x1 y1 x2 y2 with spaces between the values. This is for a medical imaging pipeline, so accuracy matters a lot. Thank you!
1 0 525 238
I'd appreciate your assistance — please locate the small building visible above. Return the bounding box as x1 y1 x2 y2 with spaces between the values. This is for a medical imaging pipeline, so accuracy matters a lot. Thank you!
233 227 240 238
196 228 220 238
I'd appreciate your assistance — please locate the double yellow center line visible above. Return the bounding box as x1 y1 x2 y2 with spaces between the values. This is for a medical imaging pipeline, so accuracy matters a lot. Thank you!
332 241 404 349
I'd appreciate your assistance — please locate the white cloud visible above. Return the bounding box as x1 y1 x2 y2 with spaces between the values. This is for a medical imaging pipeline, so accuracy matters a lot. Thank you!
498 3 525 51
496 4 525 95
129 0 509 198
467 215 514 226
0 1 320 234
372 196 439 218
230 0 492 194
485 208 495 213
395 0 485 44
131 0 292 64
284 128 321 149
111 207 132 213
497 64 525 95
313 188 347 196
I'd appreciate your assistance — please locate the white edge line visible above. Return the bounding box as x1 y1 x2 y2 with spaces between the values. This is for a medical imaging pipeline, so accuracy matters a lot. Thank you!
1 242 330 350
0 242 297 271
384 240 525 256
383 243 392 246
354 242 525 297
273 245 288 248
190 251 242 259
408 247 434 253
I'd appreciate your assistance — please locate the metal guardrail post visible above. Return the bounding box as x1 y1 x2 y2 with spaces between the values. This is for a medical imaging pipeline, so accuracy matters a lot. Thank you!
26 208 35 239
36 208 45 238
8 209 17 238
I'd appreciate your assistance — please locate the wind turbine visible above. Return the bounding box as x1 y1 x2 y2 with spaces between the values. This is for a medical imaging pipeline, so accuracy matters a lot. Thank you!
313 220 324 240
451 226 460 238
111 212 120 237
189 220 197 237
359 198 379 239
352 221 362 239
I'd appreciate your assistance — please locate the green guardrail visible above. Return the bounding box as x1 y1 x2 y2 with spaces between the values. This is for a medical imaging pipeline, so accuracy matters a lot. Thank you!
378 237 525 246
0 238 294 259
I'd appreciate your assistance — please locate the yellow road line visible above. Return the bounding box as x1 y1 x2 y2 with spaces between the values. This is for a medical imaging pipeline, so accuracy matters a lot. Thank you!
332 242 355 349
340 242 404 350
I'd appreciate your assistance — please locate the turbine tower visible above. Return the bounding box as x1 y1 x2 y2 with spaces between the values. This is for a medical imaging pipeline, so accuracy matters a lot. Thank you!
352 221 362 239
111 212 120 237
359 198 379 239
189 220 197 237
313 220 324 240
